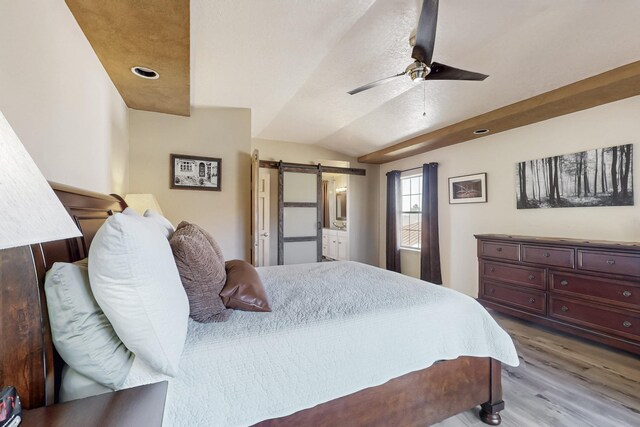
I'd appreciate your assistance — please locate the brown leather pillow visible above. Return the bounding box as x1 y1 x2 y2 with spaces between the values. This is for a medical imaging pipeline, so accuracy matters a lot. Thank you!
170 221 231 322
220 260 271 312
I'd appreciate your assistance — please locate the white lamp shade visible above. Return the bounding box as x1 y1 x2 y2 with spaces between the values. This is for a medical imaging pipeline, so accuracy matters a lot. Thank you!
124 194 164 216
0 111 81 250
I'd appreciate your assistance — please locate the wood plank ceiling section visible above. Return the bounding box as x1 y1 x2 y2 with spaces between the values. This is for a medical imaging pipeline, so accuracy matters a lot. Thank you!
65 0 190 116
358 60 640 164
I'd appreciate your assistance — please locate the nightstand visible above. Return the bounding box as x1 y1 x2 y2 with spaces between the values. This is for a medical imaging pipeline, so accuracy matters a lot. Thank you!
22 381 168 426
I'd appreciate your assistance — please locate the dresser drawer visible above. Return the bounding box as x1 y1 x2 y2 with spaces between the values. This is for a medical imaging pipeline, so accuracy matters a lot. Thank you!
549 297 640 341
550 271 640 309
578 250 640 277
480 241 520 261
522 245 575 268
481 281 545 314
481 261 545 290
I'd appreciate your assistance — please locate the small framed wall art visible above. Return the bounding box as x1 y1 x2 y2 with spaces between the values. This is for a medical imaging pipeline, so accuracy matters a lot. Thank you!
449 172 487 204
170 154 221 191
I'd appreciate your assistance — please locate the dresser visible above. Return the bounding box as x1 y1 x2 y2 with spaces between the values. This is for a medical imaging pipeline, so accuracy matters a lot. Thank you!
475 234 640 354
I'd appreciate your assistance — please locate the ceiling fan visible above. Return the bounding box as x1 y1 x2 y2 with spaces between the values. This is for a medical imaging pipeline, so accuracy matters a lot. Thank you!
347 0 488 95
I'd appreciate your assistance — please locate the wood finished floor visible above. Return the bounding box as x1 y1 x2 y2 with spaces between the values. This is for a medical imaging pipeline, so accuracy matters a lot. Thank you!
435 310 640 427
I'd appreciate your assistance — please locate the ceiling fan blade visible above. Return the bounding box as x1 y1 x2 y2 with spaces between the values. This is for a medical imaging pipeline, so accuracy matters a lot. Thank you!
347 72 406 95
412 0 438 64
426 62 488 81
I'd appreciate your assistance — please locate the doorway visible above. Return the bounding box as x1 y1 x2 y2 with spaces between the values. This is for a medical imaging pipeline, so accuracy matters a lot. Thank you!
253 158 366 266
256 169 270 266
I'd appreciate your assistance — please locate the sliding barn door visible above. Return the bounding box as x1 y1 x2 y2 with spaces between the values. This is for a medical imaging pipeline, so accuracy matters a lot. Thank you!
278 164 321 265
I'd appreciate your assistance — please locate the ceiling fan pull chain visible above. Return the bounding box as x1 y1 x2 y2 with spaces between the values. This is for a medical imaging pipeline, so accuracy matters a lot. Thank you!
423 81 426 117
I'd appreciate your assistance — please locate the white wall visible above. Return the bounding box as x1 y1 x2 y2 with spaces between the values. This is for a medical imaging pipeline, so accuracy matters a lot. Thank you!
380 96 640 297
252 139 380 266
130 108 252 260
0 0 129 194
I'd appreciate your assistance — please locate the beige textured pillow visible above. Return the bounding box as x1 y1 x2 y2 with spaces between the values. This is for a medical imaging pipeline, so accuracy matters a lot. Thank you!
170 221 231 322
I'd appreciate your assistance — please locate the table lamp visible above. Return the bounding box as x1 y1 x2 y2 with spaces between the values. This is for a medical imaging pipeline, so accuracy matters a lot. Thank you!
124 193 164 215
0 110 81 249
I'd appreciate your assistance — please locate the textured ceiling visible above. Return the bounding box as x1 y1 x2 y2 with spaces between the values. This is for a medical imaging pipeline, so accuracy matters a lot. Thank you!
192 0 640 157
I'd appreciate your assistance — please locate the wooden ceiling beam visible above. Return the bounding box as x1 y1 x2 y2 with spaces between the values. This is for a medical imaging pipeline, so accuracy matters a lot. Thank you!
357 60 640 164
66 0 190 116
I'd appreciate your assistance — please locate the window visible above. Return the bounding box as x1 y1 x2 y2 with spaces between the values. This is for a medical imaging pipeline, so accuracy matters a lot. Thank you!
401 175 422 249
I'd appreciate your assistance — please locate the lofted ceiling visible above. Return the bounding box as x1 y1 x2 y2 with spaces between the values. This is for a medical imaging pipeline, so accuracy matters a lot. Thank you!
193 0 640 157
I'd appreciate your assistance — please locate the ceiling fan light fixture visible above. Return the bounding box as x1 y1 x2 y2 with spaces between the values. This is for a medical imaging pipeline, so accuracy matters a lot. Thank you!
406 61 430 82
131 66 159 80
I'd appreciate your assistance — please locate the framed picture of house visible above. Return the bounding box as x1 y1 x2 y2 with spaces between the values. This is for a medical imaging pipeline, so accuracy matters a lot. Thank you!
449 173 487 204
170 154 221 191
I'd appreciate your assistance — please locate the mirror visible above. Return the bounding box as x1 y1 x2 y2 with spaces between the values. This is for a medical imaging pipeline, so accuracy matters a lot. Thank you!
322 174 348 229
336 191 346 220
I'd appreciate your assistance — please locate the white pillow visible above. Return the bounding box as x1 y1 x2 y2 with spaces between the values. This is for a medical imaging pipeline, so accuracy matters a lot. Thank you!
45 259 134 388
122 207 175 239
89 213 189 376
144 209 175 239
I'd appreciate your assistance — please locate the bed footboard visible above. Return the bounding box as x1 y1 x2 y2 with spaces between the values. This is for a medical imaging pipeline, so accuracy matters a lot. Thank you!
254 356 503 426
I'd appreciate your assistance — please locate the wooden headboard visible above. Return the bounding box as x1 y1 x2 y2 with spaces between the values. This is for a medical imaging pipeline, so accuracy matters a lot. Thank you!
0 182 126 409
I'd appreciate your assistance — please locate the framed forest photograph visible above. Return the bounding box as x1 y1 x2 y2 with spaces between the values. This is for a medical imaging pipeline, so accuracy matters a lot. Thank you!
516 144 633 209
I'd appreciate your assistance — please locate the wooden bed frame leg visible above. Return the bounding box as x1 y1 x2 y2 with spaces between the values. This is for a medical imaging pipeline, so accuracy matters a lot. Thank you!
479 359 505 425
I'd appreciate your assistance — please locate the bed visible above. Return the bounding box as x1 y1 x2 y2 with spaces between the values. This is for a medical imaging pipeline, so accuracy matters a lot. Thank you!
0 183 518 426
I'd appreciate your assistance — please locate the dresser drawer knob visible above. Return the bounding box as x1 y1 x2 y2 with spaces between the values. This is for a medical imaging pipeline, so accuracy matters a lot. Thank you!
489 267 496 273
623 290 632 298
528 298 536 304
543 252 551 258
560 280 569 286
623 321 632 328
606 259 616 265
528 274 535 280
561 306 569 312
488 288 495 294
496 247 503 252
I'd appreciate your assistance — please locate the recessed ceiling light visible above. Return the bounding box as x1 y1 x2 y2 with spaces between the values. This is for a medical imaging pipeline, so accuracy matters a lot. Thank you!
131 66 159 80
473 129 490 135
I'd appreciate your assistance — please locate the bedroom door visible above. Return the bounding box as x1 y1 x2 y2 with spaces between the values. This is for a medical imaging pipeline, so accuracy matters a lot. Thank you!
250 150 260 266
257 170 270 266
278 163 321 265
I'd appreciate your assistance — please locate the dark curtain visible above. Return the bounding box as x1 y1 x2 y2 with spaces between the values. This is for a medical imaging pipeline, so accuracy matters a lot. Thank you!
420 163 442 284
386 170 402 272
321 180 329 228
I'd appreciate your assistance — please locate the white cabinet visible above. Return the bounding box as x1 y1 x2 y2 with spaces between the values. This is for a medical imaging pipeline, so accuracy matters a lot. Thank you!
323 229 348 261
337 234 348 260
322 234 329 258
328 231 339 259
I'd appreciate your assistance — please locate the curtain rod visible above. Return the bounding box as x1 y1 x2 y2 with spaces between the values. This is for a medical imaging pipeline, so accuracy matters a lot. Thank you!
399 166 422 173
386 163 438 175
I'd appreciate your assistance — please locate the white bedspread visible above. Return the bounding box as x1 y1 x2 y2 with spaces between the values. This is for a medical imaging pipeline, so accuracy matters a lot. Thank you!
122 261 519 427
